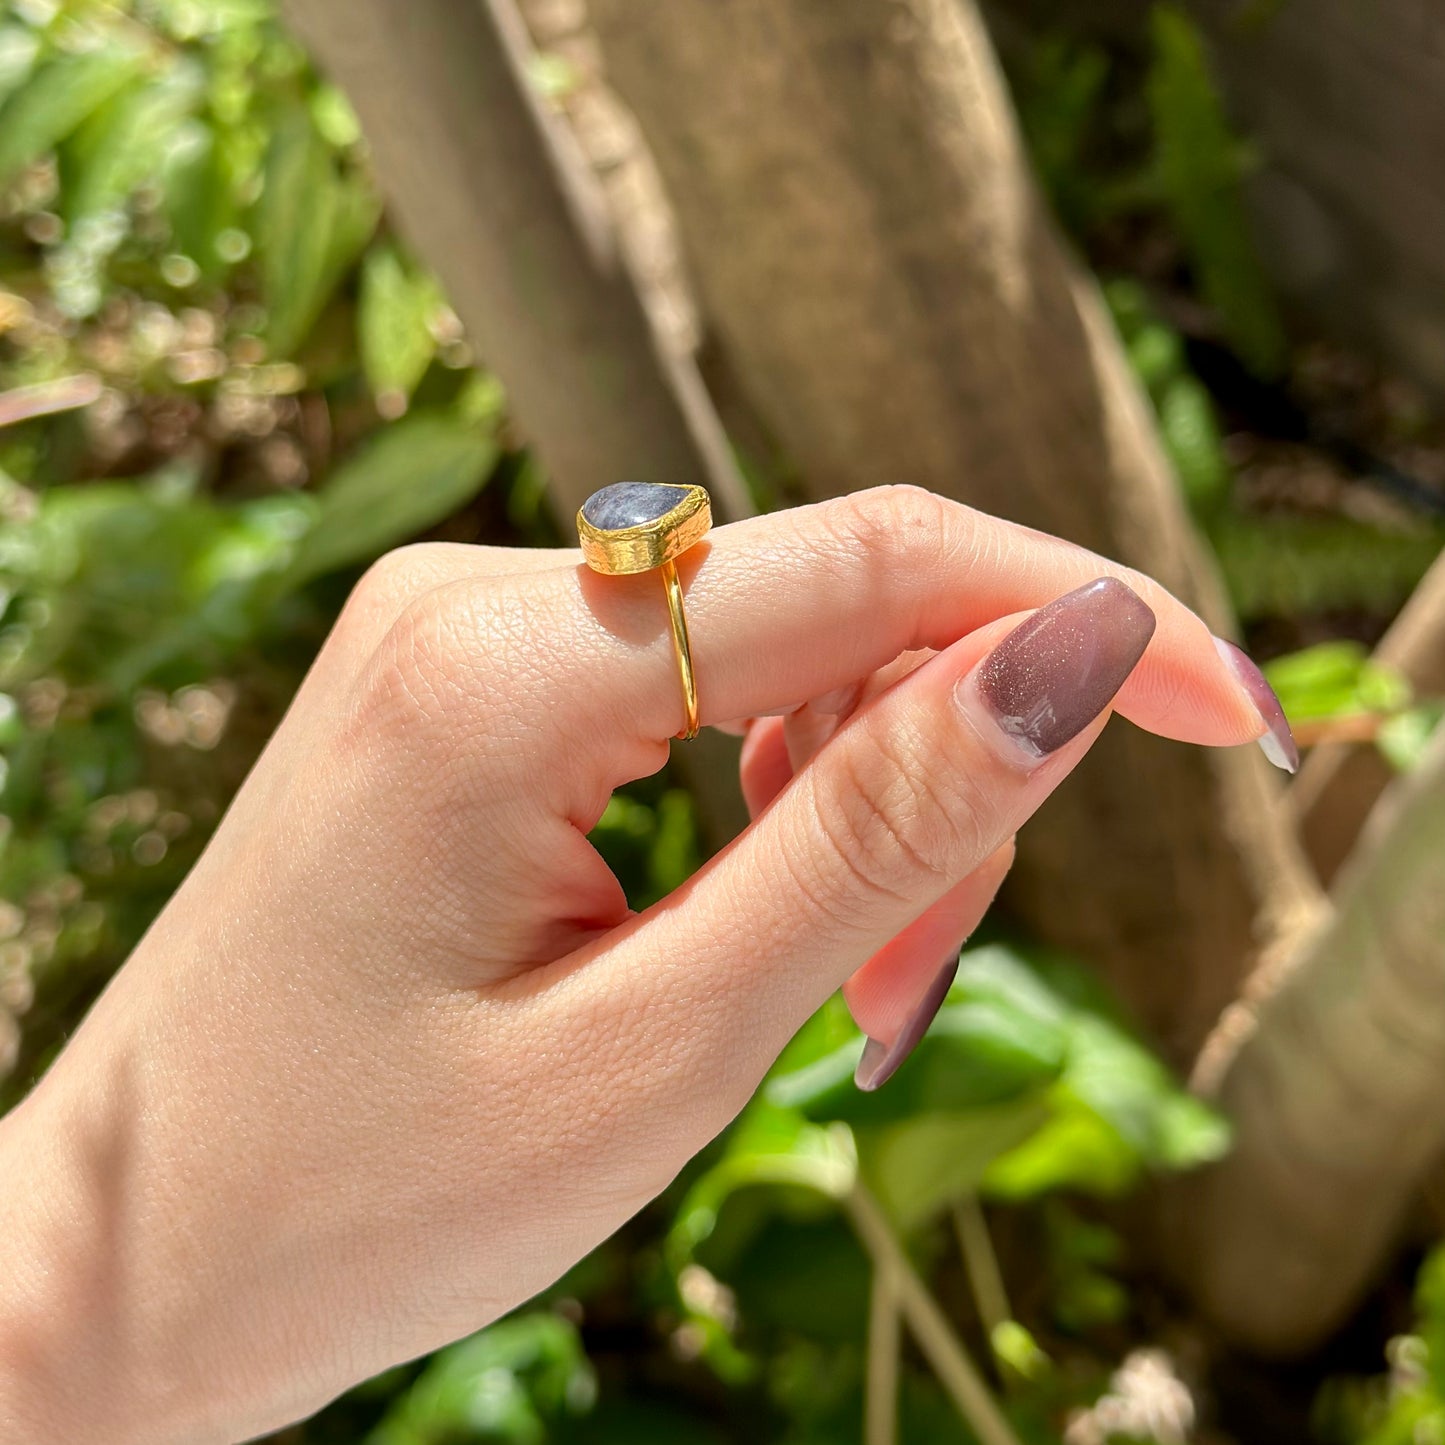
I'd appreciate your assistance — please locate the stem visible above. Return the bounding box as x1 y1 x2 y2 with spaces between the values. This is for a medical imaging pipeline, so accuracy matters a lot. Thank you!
865 1262 901 1445
953 1196 1011 1341
846 1184 1024 1445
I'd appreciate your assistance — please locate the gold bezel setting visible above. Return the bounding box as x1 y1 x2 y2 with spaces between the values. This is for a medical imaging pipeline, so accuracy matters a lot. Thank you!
577 483 712 575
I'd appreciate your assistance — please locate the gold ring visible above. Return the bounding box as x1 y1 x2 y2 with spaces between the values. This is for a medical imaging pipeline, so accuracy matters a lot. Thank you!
577 482 712 740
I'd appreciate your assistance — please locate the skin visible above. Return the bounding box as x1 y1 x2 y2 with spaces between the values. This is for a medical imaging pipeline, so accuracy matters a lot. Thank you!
0 486 1278 1445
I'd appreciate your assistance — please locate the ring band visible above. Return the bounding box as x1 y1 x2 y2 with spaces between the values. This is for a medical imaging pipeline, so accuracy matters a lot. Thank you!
577 482 712 740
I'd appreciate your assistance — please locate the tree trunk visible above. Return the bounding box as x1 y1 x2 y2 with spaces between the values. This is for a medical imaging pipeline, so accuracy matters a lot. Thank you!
279 0 751 526
583 0 1321 1065
1181 723 1445 1353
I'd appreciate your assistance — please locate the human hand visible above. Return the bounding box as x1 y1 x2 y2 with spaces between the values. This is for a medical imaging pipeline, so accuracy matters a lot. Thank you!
0 486 1293 1444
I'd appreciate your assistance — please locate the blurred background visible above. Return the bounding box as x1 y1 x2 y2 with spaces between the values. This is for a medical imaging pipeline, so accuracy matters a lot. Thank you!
3 0 1445 1441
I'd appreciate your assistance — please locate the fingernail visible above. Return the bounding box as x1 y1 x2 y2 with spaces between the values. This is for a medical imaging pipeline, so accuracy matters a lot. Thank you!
961 577 1157 762
1212 637 1300 774
855 956 959 1091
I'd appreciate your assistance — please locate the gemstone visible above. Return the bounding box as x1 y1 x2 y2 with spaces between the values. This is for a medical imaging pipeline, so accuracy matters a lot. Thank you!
581 482 692 532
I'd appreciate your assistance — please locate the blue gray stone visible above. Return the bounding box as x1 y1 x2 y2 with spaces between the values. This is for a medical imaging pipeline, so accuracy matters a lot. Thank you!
581 482 691 532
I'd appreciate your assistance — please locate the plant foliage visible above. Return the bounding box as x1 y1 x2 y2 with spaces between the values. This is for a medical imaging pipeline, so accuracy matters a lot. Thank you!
1146 5 1287 380
0 0 499 1098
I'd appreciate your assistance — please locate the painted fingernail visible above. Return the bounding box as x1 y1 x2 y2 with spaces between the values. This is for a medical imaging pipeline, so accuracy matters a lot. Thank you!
855 956 959 1091
961 577 1157 762
1212 637 1300 774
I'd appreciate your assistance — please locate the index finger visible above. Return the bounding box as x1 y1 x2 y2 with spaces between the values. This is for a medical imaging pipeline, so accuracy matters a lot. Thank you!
532 485 1284 759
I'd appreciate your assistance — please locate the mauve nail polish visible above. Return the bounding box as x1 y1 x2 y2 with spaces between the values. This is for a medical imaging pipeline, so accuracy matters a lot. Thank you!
972 577 1157 758
855 956 960 1092
1213 637 1300 774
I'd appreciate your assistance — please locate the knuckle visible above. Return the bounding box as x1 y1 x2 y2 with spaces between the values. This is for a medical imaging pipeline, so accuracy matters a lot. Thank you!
350 585 478 739
812 720 981 905
817 485 969 608
332 543 446 651
346 583 548 785
827 483 950 558
351 543 443 614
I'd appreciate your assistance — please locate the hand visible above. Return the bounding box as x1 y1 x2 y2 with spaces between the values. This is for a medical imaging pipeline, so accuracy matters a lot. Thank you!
0 486 1289 1444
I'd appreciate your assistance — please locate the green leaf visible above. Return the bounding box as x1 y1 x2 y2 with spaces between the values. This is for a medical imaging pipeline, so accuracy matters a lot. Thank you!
253 99 373 357
1414 1250 1445 1403
860 1101 1051 1230
1148 4 1286 377
769 995 1066 1128
799 943 1227 1212
359 244 442 412
984 1102 1139 1200
991 1321 1051 1382
1105 277 1153 339
767 988 863 1075
161 117 243 277
148 0 274 39
1263 641 1411 723
768 944 1070 1129
280 411 498 589
1378 703 1445 773
985 995 1230 1201
669 1108 857 1264
0 43 147 190
1331 1246 1445 1443
318 173 382 323
1061 1014 1229 1165
1014 36 1111 237
5 466 311 693
366 1312 595 1445
1215 515 1445 621
646 787 699 898
666 1085 860 1298
309 81 362 148
708 1214 871 1345
1128 321 1186 399
63 60 206 223
1263 639 1367 699
1159 374 1230 514
0 26 41 112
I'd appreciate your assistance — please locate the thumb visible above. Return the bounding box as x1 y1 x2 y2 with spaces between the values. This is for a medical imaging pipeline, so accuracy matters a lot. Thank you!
577 578 1156 1133
842 838 1015 1090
